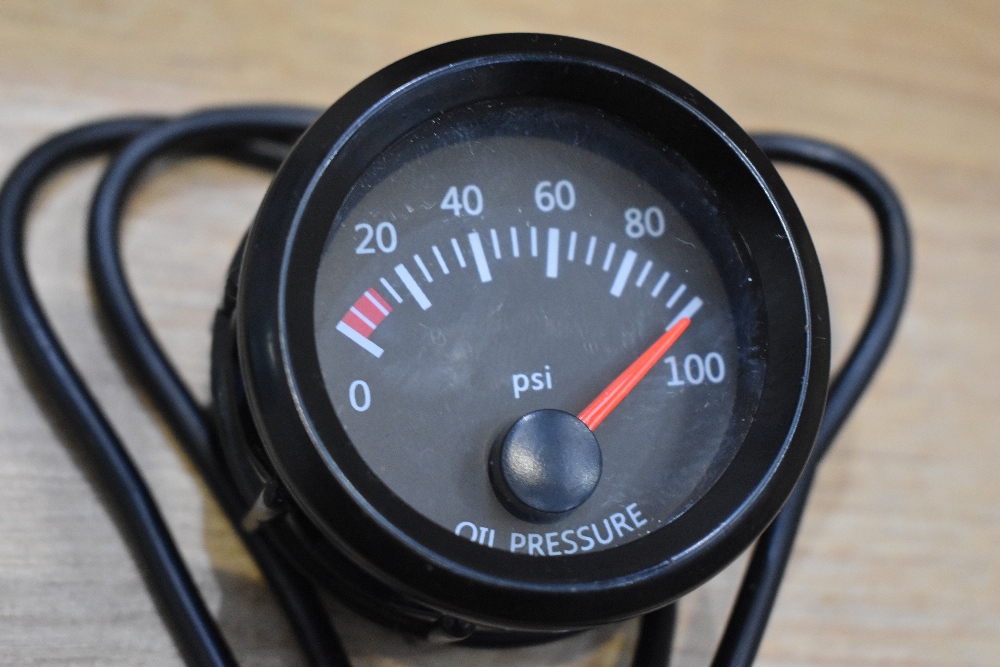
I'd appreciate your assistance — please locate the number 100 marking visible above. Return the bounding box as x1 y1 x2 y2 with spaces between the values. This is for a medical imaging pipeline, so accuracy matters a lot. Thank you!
664 353 725 386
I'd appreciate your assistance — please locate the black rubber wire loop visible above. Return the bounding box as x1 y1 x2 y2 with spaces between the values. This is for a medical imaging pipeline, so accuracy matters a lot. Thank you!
89 106 320 474
1 114 908 667
631 604 677 667
0 119 238 667
708 134 911 667
753 134 911 457
86 107 351 667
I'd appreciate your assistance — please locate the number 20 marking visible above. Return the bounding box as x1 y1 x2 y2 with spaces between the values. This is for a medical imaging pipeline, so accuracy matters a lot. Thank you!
355 222 398 254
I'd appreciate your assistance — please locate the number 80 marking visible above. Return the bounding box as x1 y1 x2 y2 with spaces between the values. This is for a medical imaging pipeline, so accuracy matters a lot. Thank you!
624 206 666 239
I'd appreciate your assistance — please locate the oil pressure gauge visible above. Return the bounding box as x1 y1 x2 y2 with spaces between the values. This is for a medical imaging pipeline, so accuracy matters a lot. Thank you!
212 33 829 642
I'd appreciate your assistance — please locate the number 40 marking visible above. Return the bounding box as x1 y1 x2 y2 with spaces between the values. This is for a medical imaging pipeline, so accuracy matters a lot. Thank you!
441 185 483 216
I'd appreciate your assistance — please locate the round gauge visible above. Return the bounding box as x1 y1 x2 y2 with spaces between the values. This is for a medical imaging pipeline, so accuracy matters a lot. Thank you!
217 34 829 638
313 99 757 552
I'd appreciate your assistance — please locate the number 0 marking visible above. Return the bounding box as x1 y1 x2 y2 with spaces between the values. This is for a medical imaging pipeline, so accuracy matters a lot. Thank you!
349 380 371 412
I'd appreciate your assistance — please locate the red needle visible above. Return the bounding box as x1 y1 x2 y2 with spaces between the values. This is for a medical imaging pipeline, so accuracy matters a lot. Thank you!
577 318 691 431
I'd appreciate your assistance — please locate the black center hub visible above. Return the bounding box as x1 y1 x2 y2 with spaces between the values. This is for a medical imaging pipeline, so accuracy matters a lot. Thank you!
490 409 602 522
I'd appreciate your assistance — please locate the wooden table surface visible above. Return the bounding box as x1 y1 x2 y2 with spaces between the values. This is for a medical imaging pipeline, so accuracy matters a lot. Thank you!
1 2 997 665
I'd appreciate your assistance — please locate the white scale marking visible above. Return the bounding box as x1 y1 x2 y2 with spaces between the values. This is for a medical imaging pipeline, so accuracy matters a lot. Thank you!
650 271 671 298
567 231 578 261
349 306 376 330
414 254 432 282
490 229 501 259
380 277 403 303
602 243 617 272
450 238 467 268
610 250 638 297
546 228 560 278
635 260 653 288
364 290 390 315
394 264 431 310
468 231 492 283
432 245 449 275
666 284 687 309
585 236 597 265
510 227 520 258
667 297 703 331
530 226 539 257
335 321 384 358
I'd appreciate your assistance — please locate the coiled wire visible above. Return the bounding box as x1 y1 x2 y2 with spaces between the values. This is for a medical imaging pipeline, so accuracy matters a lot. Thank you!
0 110 909 667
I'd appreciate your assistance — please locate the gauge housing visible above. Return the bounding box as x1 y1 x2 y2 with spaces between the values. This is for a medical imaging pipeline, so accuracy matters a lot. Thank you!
212 33 829 640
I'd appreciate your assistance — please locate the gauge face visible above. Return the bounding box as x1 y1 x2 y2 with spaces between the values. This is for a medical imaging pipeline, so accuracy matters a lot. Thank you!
234 34 827 630
311 101 763 555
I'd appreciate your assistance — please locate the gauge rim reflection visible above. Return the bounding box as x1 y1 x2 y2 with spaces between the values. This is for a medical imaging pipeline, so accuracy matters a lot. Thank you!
232 33 829 631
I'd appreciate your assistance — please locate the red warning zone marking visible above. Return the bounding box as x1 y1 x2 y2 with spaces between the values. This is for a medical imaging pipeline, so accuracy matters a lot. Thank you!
336 288 392 357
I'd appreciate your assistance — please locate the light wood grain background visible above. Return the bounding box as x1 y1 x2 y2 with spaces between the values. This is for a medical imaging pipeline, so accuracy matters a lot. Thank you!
0 1 997 665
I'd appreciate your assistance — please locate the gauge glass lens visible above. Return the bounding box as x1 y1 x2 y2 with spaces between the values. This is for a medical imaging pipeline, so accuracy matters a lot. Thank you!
312 101 762 555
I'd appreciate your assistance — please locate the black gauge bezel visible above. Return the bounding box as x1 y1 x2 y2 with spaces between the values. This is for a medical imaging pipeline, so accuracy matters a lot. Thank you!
236 33 829 630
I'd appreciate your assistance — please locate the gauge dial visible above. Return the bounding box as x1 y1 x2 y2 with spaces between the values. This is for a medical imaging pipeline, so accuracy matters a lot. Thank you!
313 101 761 555
228 33 828 633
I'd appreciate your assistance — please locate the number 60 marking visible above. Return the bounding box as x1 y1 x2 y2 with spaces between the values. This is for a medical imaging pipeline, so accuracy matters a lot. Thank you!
534 180 576 212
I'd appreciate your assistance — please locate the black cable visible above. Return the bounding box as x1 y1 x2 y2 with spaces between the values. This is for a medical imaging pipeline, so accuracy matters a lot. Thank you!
631 604 677 667
89 106 318 475
709 134 911 667
0 111 347 667
86 107 351 667
0 116 908 667
0 120 238 666
756 134 911 458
